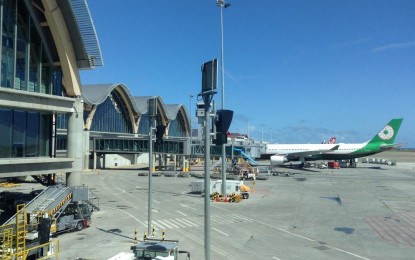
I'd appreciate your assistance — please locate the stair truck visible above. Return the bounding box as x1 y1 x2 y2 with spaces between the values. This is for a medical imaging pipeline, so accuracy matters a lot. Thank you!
24 186 93 235
0 186 95 259
50 200 92 233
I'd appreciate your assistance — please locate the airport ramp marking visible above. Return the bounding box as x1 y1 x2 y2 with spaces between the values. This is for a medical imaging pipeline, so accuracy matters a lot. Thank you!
211 215 235 224
156 220 174 229
365 211 415 247
212 227 229 236
256 220 371 260
145 220 165 230
174 218 198 227
176 210 187 216
100 206 147 227
142 213 254 231
180 204 197 210
229 213 255 222
145 218 199 231
162 219 182 229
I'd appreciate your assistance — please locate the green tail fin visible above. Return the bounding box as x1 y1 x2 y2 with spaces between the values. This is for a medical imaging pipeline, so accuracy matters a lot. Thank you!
368 118 403 144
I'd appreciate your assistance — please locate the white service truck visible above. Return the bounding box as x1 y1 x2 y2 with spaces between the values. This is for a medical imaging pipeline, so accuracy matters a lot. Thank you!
191 180 250 199
108 239 190 260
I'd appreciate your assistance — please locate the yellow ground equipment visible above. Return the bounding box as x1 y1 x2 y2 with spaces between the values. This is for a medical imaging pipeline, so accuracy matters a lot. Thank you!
0 204 59 260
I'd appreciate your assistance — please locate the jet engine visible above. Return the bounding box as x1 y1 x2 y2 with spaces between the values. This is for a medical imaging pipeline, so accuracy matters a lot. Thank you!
270 155 288 166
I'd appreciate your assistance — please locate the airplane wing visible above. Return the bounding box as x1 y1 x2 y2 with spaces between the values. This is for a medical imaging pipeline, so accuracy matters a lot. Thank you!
284 145 340 160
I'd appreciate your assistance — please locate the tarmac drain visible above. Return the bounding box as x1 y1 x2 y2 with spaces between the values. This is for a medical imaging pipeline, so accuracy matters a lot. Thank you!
294 178 306 181
314 245 330 250
108 228 122 233
320 196 342 205
315 242 330 251
334 227 355 234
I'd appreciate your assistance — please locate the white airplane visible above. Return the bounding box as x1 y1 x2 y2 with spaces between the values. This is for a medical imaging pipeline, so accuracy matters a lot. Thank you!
266 143 339 166
266 118 403 166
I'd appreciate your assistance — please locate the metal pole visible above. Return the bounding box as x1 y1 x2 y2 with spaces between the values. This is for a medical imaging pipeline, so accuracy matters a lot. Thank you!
190 95 193 160
204 98 211 260
219 1 227 198
148 117 154 235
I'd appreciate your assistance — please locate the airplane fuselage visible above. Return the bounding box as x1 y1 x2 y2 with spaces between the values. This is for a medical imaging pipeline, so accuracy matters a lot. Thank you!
266 144 337 156
266 118 403 166
267 142 386 163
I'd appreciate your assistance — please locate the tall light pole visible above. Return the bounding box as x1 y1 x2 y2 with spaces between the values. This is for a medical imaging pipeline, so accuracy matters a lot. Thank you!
217 0 230 198
247 120 250 139
147 98 157 236
189 95 193 159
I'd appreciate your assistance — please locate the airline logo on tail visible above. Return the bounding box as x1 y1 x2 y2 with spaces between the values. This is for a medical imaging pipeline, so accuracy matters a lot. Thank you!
378 125 394 140
369 118 403 145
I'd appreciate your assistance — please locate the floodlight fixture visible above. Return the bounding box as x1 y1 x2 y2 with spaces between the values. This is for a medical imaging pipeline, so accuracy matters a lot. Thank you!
216 0 231 8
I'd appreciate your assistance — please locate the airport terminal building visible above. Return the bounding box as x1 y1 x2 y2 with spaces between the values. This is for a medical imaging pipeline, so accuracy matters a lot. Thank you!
0 0 191 186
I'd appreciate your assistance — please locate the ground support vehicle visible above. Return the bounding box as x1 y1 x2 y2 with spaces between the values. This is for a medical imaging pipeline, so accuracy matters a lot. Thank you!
3 185 94 235
0 186 96 259
271 170 292 177
316 162 328 169
328 162 340 169
108 238 190 260
0 204 60 260
1 185 96 253
241 170 256 181
191 180 250 199
51 201 92 233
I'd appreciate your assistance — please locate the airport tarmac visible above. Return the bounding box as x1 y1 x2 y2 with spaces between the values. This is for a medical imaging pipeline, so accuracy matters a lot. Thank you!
1 151 415 259
53 156 415 259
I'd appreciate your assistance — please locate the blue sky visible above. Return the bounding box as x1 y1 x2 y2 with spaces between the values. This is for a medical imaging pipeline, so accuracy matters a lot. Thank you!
81 0 415 147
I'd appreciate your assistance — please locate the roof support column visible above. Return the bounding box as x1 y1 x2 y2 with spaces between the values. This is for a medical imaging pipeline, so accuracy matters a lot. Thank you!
66 98 84 186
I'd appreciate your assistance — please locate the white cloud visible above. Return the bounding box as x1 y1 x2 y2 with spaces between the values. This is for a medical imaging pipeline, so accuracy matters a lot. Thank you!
334 38 370 48
372 41 415 52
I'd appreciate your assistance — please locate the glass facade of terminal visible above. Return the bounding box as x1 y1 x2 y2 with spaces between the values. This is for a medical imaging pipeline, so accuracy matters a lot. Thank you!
138 113 165 135
87 92 133 133
168 112 187 137
0 1 62 158
1 0 57 94
0 109 51 158
138 114 149 135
